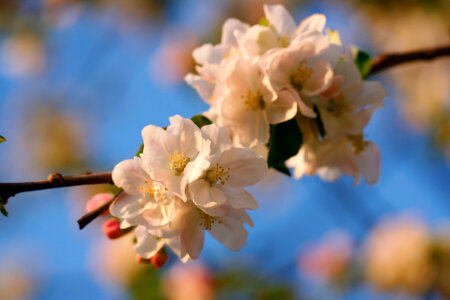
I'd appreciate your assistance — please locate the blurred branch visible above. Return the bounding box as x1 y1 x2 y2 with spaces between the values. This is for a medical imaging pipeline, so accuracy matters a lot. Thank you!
0 172 113 204
369 44 450 75
77 190 121 230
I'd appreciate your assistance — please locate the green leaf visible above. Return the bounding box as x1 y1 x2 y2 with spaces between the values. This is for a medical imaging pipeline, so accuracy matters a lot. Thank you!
0 203 8 217
354 49 372 78
267 118 303 173
259 17 269 26
313 105 326 138
190 114 212 128
271 162 291 176
135 143 144 156
0 135 5 144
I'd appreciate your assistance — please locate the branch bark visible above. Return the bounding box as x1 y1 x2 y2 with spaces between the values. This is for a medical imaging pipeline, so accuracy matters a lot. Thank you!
0 172 113 204
368 44 450 76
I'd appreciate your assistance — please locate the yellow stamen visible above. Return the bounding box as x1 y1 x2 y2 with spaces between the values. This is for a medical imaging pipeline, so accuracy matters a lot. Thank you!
169 151 190 175
242 90 265 111
198 210 220 231
291 61 313 91
277 35 290 48
347 134 369 154
206 163 230 185
140 179 155 195
326 95 352 117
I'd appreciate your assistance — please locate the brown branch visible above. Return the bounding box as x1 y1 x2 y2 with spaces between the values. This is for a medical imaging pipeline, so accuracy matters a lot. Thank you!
77 190 122 230
0 172 113 204
369 44 450 76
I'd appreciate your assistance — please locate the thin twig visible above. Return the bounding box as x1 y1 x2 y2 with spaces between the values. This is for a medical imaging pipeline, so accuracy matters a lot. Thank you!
0 172 113 204
368 44 450 76
77 190 122 229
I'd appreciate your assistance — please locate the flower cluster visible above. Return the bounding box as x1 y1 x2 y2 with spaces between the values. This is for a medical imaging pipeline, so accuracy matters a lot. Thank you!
185 4 386 184
110 115 267 261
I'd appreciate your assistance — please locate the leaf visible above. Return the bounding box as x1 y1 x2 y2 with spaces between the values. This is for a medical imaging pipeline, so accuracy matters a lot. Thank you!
259 17 269 26
354 50 372 79
0 135 5 144
271 162 291 177
0 203 8 217
267 118 303 173
313 105 326 138
190 114 212 128
136 143 144 156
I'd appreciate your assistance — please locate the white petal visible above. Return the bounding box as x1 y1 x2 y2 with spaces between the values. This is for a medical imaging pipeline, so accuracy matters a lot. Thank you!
134 226 165 259
112 158 149 195
303 60 333 96
192 43 229 65
218 147 268 188
265 88 298 124
142 125 171 164
201 124 233 153
296 14 326 36
181 210 205 259
110 192 147 219
335 60 361 90
263 4 296 38
220 186 259 210
167 115 204 158
209 215 248 251
184 73 214 104
189 180 227 210
221 18 250 47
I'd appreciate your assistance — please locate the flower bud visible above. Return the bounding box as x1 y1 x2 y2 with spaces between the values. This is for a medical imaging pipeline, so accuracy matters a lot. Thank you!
136 254 151 264
86 193 114 216
102 218 124 239
150 249 169 269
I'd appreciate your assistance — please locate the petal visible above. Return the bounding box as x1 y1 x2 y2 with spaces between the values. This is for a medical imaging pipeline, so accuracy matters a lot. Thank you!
142 125 171 165
192 43 229 65
265 88 298 124
221 18 250 47
209 215 248 251
134 226 165 259
296 14 326 36
181 211 205 259
263 4 296 38
184 73 214 103
303 60 333 96
167 115 204 158
201 124 233 153
110 192 145 219
225 58 262 92
284 86 316 118
334 60 361 90
189 180 227 210
220 186 259 210
218 147 268 188
112 158 149 195
351 81 386 109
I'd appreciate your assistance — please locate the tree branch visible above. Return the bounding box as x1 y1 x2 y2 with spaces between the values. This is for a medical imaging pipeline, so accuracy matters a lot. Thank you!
0 172 113 204
368 44 450 76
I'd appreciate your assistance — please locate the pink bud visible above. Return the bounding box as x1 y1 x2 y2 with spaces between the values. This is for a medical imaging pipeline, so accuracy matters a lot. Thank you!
86 193 113 216
102 218 124 239
150 249 169 269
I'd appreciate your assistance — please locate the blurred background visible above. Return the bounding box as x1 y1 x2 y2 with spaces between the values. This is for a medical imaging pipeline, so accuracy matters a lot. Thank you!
0 0 449 299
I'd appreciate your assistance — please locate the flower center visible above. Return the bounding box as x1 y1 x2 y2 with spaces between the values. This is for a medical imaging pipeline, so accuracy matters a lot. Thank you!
277 35 290 48
198 210 220 231
242 90 265 111
169 151 190 175
140 179 155 195
347 134 369 154
291 61 313 91
326 95 352 117
206 163 230 185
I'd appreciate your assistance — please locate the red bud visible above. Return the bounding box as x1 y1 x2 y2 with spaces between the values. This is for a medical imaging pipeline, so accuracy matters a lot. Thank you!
150 249 169 269
102 218 124 239
136 254 152 264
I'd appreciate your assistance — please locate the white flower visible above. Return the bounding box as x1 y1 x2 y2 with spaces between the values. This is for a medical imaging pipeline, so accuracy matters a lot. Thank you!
185 124 268 213
221 57 297 147
266 41 341 118
170 201 254 259
142 115 205 200
314 60 386 138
